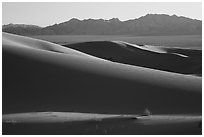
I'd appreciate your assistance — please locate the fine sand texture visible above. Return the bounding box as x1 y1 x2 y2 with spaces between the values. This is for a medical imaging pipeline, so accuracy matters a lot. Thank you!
3 32 201 115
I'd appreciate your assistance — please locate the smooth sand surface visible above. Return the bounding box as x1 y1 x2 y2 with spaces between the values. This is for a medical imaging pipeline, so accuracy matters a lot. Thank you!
2 112 201 135
2 112 201 124
3 32 201 115
64 40 201 75
31 35 202 50
2 112 121 123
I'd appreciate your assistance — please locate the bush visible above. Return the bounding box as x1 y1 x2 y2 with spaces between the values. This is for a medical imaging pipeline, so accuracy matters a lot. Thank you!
142 108 151 116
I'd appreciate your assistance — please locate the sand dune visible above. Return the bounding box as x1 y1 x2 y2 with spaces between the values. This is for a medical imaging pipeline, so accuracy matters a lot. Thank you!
2 112 201 134
3 32 99 58
64 41 201 75
3 32 201 114
3 112 201 124
2 112 121 123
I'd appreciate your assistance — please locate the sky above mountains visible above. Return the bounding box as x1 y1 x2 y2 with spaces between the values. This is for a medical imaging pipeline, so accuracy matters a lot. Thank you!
3 2 202 27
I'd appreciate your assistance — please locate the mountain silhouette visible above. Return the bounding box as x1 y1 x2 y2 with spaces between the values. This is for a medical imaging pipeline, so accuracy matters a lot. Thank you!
2 14 202 36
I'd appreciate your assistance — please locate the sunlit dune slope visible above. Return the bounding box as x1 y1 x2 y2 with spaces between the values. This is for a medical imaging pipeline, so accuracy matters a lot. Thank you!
3 32 201 114
2 112 202 135
64 41 201 75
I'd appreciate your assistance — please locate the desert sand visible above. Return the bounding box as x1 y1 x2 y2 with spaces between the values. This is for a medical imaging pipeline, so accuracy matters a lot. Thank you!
64 40 201 75
2 112 201 134
2 32 202 134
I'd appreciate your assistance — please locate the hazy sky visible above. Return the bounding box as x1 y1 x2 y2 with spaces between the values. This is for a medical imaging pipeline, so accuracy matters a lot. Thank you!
2 2 202 27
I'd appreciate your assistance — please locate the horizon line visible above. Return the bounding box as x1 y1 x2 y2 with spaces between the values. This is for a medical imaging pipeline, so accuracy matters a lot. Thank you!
2 13 202 27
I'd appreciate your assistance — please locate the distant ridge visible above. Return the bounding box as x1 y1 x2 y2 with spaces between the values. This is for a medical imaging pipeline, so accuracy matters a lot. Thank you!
2 14 202 36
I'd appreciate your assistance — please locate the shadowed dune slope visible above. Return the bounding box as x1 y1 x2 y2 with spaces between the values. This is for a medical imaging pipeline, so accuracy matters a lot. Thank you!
64 41 201 76
3 32 201 114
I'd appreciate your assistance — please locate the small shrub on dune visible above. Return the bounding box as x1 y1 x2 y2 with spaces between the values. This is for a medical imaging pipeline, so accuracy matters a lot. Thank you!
142 108 151 116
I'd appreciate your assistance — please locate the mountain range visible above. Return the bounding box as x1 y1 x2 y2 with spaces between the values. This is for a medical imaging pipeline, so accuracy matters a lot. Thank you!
2 14 202 36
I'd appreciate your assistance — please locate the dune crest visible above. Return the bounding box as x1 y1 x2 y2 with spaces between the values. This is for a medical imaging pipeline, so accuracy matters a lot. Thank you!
3 32 99 58
3 32 201 114
64 40 201 75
